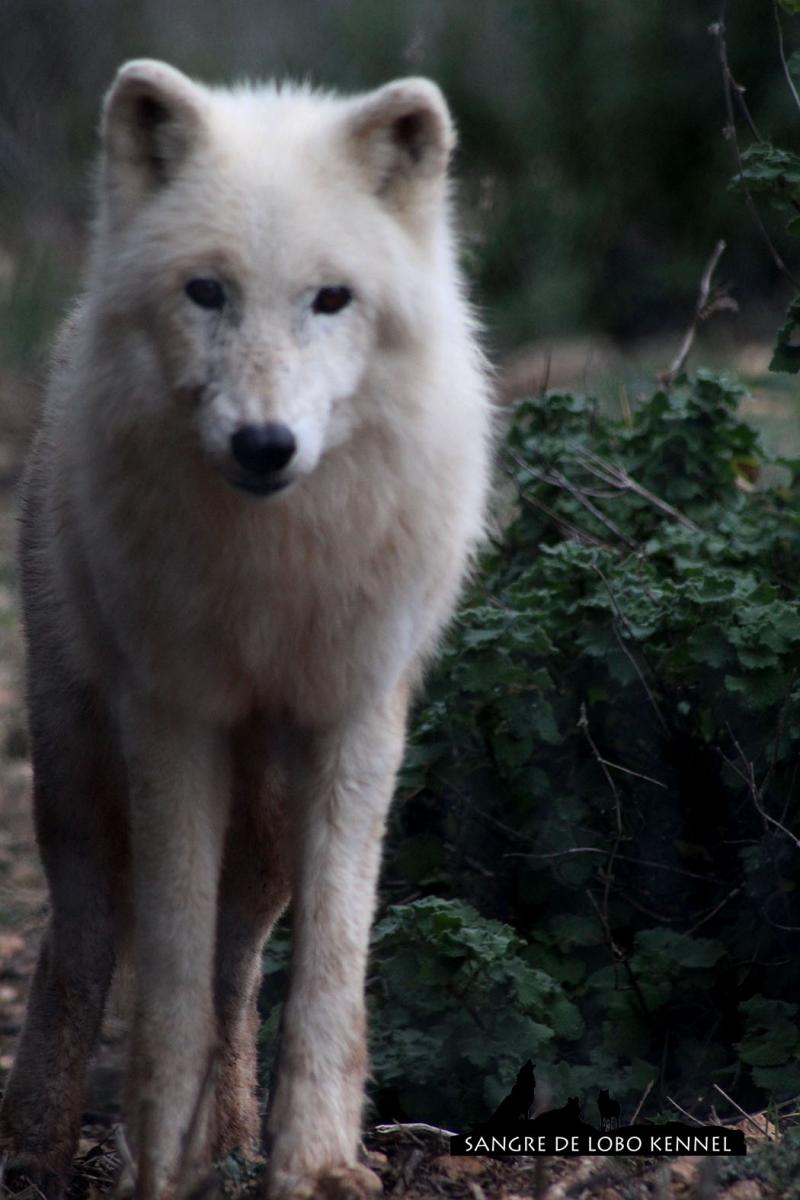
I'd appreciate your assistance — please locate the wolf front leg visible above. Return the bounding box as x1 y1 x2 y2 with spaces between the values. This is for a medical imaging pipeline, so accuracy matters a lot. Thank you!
213 758 291 1158
0 679 120 1198
265 687 409 1200
120 696 231 1198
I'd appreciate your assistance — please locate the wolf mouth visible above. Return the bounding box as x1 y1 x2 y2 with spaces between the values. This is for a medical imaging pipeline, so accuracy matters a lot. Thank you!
229 475 293 497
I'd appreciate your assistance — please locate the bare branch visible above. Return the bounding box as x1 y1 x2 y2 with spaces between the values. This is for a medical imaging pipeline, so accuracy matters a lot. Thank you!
578 703 623 890
775 0 800 117
591 562 668 731
504 846 730 884
575 449 701 531
596 758 667 789
713 8 800 288
374 1122 458 1139
713 1085 774 1140
502 462 616 549
585 887 652 1023
539 345 552 398
506 450 640 552
661 240 730 386
631 1079 655 1126
666 1096 706 1127
685 887 741 935
723 732 800 851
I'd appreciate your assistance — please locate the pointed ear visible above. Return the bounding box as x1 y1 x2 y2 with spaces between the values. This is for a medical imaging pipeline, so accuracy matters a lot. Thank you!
101 60 207 222
345 78 455 207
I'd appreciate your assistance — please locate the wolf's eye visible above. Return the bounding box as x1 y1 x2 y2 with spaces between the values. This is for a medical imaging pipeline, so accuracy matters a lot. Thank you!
185 278 226 310
312 286 353 315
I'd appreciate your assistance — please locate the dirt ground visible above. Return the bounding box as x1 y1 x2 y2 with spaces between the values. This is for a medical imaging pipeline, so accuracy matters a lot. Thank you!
0 365 793 1200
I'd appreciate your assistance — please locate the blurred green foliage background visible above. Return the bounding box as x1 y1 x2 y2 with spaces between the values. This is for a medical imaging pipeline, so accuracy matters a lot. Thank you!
1 0 800 368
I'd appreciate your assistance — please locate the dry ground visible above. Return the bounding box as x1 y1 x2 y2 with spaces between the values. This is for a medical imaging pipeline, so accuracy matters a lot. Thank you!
0 359 795 1200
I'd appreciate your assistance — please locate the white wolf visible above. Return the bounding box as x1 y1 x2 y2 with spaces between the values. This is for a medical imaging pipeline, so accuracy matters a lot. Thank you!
0 60 492 1200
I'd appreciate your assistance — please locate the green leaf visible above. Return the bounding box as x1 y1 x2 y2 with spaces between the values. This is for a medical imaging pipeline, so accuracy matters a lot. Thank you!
770 294 800 374
732 142 800 194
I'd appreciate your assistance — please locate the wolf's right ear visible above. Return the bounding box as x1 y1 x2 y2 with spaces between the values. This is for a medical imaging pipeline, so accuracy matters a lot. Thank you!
345 78 455 215
101 60 207 223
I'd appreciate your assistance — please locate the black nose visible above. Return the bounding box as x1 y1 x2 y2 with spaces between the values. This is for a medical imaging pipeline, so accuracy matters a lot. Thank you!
230 422 296 474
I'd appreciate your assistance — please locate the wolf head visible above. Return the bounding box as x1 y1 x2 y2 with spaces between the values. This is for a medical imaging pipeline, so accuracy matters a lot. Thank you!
92 60 458 497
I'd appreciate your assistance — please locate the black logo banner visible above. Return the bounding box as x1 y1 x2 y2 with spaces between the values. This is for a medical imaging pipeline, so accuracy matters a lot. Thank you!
450 1121 746 1158
448 1062 746 1157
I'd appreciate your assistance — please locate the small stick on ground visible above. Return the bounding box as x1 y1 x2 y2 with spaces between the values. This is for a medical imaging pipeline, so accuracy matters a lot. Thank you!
373 1121 458 1140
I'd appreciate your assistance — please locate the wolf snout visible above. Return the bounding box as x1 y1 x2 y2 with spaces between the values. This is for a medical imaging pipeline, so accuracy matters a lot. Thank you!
230 422 297 474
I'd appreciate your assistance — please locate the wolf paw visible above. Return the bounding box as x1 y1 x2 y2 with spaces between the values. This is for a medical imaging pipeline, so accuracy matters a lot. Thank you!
268 1162 382 1200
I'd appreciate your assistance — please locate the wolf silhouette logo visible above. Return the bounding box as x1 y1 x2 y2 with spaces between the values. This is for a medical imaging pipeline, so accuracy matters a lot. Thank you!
487 1060 536 1126
598 1088 621 1131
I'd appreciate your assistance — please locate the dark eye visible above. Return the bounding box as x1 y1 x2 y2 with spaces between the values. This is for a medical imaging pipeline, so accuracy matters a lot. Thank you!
185 278 226 310
312 286 353 315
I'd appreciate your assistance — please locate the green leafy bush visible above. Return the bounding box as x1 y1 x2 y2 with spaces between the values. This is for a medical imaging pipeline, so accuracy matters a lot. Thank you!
378 371 800 1126
367 896 581 1125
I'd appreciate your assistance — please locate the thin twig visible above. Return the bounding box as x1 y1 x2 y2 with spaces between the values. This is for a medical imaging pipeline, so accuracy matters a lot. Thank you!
374 1122 458 1139
549 467 640 550
507 451 640 552
591 563 668 731
585 888 652 1024
575 449 701 531
502 456 618 549
579 703 623 927
662 239 728 385
539 346 552 398
713 1085 774 1140
596 758 667 789
775 0 800 116
766 668 798 809
511 478 615 549
713 7 800 288
614 887 681 925
727 67 764 141
758 899 800 933
724 732 800 850
505 847 729 885
631 1079 655 1126
685 887 741 935
666 1096 706 1126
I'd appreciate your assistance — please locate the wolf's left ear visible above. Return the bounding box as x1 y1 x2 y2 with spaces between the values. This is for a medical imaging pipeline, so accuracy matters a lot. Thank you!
346 78 455 207
101 59 208 223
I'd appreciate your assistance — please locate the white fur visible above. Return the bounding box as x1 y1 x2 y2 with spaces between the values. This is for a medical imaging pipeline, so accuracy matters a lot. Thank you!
1 60 492 1200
